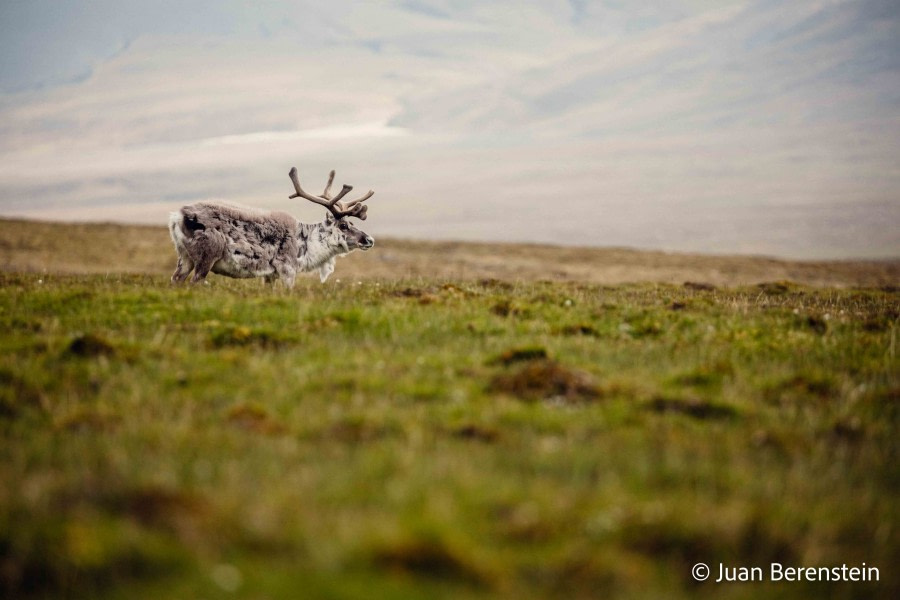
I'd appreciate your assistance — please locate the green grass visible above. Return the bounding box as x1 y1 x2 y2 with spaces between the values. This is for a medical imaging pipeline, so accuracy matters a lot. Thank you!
0 273 897 599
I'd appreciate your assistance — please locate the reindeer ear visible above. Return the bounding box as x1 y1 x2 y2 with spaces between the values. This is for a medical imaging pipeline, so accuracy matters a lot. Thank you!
324 213 335 225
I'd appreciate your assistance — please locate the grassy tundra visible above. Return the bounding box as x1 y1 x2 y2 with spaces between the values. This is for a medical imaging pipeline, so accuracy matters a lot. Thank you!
0 220 898 599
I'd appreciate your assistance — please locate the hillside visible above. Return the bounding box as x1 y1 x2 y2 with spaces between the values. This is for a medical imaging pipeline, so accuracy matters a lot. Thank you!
1 218 897 287
1 218 898 598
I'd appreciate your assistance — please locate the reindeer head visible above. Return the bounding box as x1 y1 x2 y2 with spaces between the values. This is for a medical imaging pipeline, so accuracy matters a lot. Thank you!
323 213 374 252
289 167 375 253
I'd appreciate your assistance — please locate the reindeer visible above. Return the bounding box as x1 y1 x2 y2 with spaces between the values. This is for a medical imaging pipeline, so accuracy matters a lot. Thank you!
169 167 374 288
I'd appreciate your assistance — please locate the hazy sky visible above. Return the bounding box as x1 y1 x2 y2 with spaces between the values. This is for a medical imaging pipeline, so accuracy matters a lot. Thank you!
1 0 898 258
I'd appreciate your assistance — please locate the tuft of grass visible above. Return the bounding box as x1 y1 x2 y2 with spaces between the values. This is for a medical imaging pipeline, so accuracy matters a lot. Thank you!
209 325 297 349
0 368 43 418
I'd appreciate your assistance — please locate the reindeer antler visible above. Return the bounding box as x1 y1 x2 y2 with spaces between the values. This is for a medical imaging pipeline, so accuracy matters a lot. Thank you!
288 167 373 220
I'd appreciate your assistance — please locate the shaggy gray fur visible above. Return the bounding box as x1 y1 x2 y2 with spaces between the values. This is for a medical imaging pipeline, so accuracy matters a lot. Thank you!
169 201 373 288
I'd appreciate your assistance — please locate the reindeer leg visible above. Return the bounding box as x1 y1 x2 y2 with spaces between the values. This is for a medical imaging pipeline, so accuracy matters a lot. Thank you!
189 232 223 284
273 260 296 289
280 267 296 290
171 255 194 284
190 260 213 284
318 258 336 283
188 248 214 284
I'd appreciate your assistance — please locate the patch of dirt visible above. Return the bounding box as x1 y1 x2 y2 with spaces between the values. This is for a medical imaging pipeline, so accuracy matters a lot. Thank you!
478 278 513 290
829 419 865 443
225 404 287 435
489 360 601 403
0 369 43 418
671 362 733 389
392 287 427 298
66 333 116 358
861 311 897 332
488 347 548 366
757 281 792 295
557 324 599 336
371 538 485 584
490 299 514 316
764 375 837 404
801 314 828 334
451 424 500 443
209 326 294 349
111 486 210 531
325 419 395 443
646 395 737 420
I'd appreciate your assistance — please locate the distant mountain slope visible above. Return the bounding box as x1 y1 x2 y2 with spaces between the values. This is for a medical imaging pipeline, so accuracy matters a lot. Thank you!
1 1 898 258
